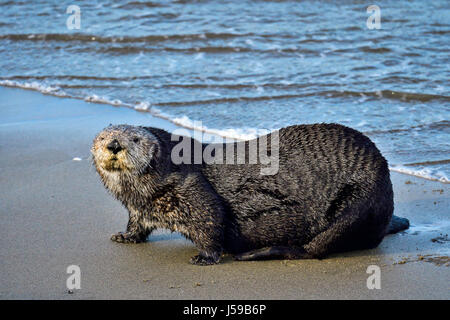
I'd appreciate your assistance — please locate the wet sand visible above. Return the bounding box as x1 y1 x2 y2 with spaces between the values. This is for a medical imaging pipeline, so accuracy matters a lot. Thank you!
0 87 448 299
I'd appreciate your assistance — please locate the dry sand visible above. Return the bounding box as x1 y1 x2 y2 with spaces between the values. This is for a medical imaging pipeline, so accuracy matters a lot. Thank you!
0 87 448 299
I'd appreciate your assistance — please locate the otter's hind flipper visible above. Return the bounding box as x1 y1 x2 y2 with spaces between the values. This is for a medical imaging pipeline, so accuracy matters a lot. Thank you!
234 246 313 261
386 215 410 234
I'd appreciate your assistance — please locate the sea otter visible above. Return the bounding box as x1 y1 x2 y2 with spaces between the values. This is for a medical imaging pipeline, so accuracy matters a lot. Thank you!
91 123 409 265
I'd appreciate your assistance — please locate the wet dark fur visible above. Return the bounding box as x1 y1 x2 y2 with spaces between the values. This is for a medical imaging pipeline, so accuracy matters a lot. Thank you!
93 123 409 265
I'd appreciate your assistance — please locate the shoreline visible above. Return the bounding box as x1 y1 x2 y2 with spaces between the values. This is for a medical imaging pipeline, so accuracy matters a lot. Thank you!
0 81 262 141
0 86 448 299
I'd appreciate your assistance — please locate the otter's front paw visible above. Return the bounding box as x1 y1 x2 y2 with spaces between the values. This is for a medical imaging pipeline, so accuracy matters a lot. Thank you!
190 254 220 266
111 232 145 244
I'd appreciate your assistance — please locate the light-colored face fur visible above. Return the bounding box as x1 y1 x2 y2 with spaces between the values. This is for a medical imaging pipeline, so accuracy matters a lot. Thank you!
91 125 159 177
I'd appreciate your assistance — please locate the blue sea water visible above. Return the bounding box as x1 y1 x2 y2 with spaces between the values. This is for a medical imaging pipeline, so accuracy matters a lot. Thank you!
0 0 449 182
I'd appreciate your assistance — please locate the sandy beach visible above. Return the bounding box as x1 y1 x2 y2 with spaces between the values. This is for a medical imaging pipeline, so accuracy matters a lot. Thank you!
0 87 448 300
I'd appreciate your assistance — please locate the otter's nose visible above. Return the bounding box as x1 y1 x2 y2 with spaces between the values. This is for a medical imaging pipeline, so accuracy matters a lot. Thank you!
107 139 123 154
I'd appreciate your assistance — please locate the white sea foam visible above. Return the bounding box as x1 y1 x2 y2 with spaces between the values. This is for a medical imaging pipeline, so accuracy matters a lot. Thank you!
134 101 151 111
356 120 367 127
84 94 124 106
147 108 270 140
389 165 450 184
407 220 450 234
0 80 67 97
0 79 135 109
169 114 269 141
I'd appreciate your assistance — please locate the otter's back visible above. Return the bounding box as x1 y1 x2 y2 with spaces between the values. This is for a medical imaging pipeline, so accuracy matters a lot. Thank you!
205 123 389 192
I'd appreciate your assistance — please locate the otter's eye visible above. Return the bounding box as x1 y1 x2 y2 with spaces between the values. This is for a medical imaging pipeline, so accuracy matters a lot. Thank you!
133 137 140 143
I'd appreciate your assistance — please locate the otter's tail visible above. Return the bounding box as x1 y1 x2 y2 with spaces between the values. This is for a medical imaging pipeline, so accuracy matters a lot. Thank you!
386 215 410 234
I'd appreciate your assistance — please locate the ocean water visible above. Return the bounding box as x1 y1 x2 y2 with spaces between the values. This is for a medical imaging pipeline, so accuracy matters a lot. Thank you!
0 0 449 182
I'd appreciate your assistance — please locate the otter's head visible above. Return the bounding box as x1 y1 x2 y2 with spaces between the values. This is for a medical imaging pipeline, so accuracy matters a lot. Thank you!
91 125 160 176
